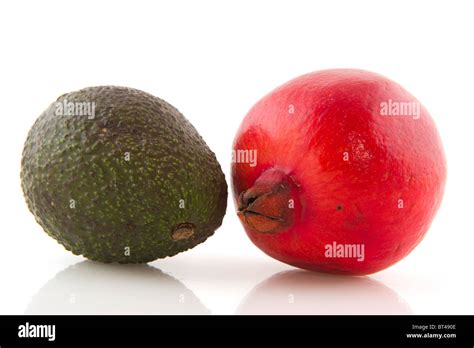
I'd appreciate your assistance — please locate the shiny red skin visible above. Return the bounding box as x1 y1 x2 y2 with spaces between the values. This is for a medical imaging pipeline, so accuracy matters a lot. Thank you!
232 69 446 275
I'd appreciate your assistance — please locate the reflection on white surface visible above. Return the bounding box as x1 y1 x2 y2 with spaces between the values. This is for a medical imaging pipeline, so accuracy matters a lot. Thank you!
237 270 412 315
25 261 209 315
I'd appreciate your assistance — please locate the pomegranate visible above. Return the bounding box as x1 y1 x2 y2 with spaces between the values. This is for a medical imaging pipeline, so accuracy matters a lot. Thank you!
232 69 446 275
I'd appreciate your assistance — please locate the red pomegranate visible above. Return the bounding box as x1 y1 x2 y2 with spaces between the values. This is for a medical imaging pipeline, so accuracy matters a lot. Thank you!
232 69 446 275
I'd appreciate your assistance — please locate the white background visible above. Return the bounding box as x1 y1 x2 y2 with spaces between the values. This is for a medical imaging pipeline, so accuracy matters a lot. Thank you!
0 0 473 315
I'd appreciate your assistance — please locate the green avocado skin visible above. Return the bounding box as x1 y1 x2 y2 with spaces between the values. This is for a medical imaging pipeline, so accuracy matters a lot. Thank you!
21 86 227 263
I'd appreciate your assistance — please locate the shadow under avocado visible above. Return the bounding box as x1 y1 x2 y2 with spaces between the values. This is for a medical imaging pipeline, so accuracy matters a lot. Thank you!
236 270 412 315
26 261 209 315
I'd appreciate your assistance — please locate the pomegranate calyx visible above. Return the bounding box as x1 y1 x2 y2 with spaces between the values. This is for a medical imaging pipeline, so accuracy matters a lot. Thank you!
237 169 296 234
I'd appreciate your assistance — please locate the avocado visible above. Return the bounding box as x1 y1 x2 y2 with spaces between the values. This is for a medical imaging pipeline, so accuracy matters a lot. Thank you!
21 86 227 263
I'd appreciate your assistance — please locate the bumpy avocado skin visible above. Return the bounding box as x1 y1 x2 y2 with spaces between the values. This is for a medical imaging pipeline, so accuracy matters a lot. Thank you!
21 86 227 263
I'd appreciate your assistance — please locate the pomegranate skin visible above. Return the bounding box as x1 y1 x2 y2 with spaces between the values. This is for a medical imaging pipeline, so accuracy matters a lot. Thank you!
232 69 446 275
